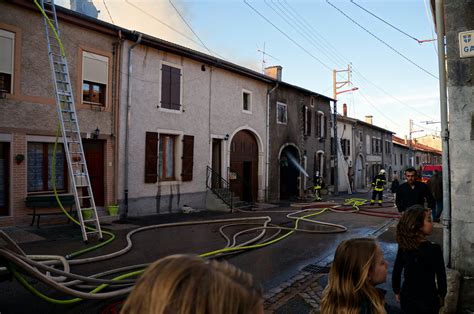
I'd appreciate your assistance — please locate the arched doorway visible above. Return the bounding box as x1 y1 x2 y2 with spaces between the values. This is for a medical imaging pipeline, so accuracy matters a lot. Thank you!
355 154 365 189
229 130 258 202
279 145 300 200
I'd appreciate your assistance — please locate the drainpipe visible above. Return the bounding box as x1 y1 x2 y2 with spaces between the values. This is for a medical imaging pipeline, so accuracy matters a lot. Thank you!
112 30 123 205
265 82 279 201
435 0 451 266
120 32 142 221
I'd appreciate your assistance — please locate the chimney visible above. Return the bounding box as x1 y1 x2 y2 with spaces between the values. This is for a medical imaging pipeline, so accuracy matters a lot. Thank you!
264 66 282 81
365 115 373 124
343 103 347 117
70 0 99 18
404 136 408 144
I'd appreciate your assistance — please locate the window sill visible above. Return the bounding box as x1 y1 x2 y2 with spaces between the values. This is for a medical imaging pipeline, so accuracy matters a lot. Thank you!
157 106 183 114
242 110 252 114
158 180 181 186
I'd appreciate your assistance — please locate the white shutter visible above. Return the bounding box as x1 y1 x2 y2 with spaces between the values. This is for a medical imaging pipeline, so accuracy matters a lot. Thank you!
0 30 14 75
82 51 108 85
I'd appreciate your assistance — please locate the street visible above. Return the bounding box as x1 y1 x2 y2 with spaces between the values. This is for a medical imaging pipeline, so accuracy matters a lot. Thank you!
0 191 441 314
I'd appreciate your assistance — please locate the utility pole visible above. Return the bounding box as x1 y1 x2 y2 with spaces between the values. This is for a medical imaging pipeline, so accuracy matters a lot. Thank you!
408 119 424 167
333 64 358 196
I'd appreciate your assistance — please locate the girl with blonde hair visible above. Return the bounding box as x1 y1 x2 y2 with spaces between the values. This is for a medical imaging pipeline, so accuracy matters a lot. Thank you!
393 205 446 313
320 238 388 314
121 254 263 314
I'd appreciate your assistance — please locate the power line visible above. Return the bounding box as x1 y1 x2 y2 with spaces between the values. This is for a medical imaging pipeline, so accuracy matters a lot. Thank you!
168 0 214 56
279 0 436 121
123 0 227 60
243 0 333 72
350 0 424 44
102 0 115 24
326 0 439 80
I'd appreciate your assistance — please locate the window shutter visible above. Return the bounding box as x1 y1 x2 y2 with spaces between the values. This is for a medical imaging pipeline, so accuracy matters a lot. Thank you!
161 65 171 109
347 140 350 156
145 132 158 183
307 109 312 136
181 135 194 181
170 67 181 110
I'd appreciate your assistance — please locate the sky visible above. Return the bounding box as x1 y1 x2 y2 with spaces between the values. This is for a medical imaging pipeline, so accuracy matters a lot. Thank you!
58 0 442 138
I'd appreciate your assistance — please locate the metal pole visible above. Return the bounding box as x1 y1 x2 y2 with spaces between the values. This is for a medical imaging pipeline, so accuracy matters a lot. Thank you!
332 70 339 196
435 0 451 266
120 33 142 221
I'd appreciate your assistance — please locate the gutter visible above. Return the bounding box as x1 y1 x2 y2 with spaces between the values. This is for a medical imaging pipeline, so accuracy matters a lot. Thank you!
435 0 451 266
265 82 279 201
120 32 142 221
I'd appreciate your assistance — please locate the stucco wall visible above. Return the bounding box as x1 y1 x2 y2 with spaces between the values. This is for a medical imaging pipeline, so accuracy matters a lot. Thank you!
445 0 474 275
0 3 116 224
118 41 268 214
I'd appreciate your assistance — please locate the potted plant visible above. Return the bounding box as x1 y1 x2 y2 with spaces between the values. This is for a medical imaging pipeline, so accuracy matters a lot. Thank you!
82 209 93 220
107 204 119 216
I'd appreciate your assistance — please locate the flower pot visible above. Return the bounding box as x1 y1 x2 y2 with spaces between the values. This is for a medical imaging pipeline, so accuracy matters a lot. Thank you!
82 209 93 220
107 205 119 216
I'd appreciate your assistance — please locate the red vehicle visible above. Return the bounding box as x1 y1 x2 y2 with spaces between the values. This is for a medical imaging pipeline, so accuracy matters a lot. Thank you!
421 164 442 183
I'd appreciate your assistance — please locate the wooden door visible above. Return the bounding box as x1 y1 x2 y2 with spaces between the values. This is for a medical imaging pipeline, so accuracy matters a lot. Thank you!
211 139 222 188
82 140 104 206
0 143 9 215
229 131 258 202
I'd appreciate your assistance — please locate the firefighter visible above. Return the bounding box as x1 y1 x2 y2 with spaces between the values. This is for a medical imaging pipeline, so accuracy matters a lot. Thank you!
370 169 386 206
313 171 324 201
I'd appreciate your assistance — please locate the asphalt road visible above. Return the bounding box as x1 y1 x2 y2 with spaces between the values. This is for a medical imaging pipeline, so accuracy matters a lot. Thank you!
0 193 410 313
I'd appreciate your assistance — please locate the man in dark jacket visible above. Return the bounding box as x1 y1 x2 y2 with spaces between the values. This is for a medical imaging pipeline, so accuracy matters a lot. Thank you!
427 170 443 222
396 167 435 212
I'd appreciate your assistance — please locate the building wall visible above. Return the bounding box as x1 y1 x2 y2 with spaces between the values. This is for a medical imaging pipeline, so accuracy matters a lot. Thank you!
0 3 117 225
392 143 409 181
415 135 442 151
119 41 268 215
445 0 474 275
336 119 354 193
267 87 330 202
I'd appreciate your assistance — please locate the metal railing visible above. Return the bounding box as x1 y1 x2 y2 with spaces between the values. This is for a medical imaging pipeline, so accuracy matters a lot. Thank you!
206 166 233 209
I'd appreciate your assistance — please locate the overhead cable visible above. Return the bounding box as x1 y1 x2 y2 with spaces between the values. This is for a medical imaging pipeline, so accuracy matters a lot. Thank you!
102 0 115 24
350 0 426 44
326 0 439 80
243 0 333 72
168 0 214 56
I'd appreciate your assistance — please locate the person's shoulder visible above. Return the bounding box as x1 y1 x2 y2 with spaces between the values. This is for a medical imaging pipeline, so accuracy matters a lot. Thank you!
422 241 442 252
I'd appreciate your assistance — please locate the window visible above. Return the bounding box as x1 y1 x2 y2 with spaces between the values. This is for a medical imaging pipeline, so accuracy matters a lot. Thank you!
159 134 177 181
276 102 287 124
359 131 363 142
341 139 350 156
82 51 108 106
303 105 311 136
27 143 67 192
0 29 14 93
145 132 193 183
400 153 403 165
161 64 181 110
385 140 391 154
394 153 397 165
242 90 251 112
315 112 325 138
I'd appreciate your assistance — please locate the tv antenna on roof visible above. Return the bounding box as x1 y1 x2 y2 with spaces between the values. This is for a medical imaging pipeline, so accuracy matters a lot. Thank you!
257 42 279 73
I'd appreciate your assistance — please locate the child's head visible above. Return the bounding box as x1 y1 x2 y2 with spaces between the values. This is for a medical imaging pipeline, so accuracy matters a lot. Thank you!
320 238 387 314
396 205 433 250
121 254 263 314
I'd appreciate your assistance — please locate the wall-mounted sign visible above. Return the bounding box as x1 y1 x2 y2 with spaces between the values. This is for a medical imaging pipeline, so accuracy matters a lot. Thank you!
459 31 474 58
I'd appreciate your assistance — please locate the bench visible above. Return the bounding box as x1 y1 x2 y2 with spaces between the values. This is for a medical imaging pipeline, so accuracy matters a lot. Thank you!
25 194 75 227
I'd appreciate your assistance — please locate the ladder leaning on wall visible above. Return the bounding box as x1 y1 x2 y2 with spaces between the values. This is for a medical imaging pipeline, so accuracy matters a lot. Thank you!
37 0 103 242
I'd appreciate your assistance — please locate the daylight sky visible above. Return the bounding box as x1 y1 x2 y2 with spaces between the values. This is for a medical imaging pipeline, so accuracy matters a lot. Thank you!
57 0 442 138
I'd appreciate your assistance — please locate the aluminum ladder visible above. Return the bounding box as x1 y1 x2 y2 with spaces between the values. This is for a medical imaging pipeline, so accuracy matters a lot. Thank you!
38 0 103 242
